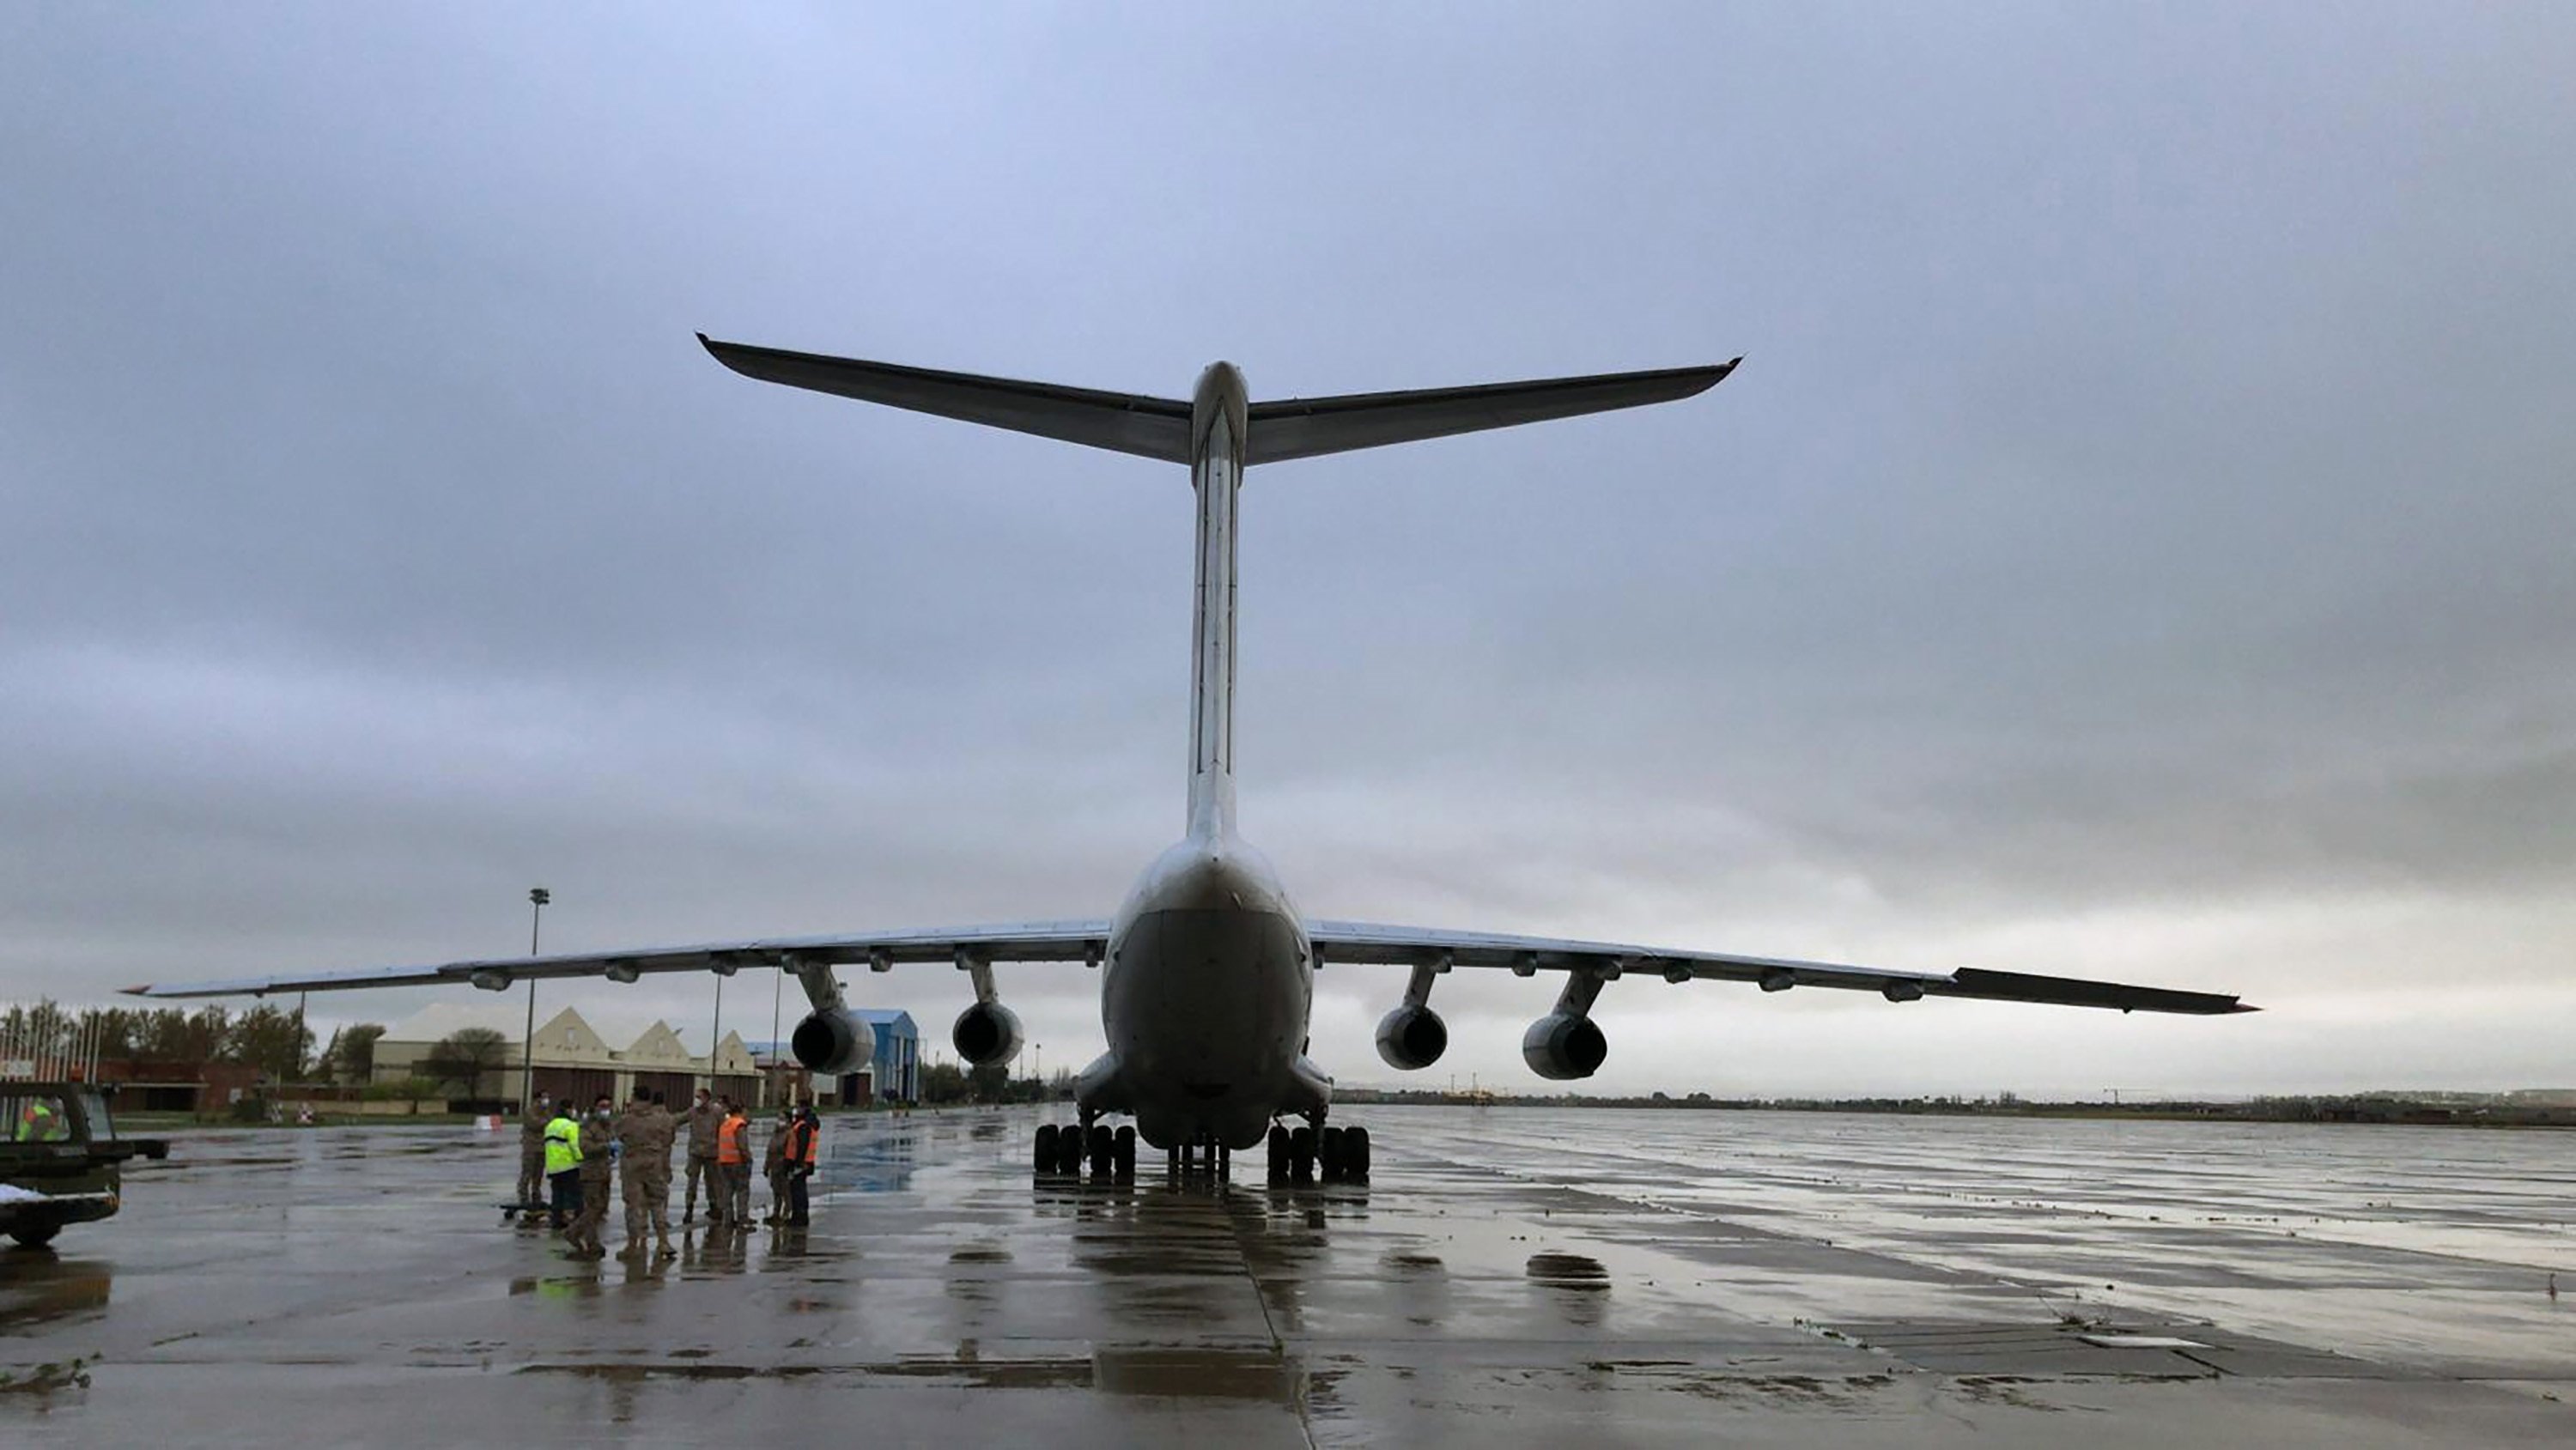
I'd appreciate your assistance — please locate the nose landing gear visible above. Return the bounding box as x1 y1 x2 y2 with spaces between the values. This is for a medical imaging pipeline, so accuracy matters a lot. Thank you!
1165 1131 1230 1180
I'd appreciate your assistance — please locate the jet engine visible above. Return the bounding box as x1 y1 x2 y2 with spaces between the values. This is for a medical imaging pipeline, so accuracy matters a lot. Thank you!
1374 1003 1449 1071
951 1000 1024 1068
790 1008 874 1076
1521 1010 1607 1081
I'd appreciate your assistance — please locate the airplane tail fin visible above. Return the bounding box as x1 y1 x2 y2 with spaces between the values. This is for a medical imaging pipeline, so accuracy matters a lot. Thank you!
701 336 1739 470
698 336 1194 462
1242 361 1740 465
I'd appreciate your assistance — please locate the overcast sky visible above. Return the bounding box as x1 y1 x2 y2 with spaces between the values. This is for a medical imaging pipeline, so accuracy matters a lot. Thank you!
4 5 2570 1098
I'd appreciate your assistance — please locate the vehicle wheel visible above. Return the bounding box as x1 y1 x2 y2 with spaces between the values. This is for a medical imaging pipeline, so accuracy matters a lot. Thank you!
1088 1124 1114 1177
1266 1123 1290 1181
1055 1127 1084 1175
1114 1125 1136 1179
1345 1125 1370 1180
9 1227 60 1249
1289 1125 1315 1181
1034 1123 1059 1174
1319 1125 1345 1180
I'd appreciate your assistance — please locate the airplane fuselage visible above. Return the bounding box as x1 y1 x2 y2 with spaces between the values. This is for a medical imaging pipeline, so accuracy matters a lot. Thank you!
1079 361 1327 1150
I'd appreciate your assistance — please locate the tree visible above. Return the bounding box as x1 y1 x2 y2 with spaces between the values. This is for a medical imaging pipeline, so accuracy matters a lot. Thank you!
332 1024 386 1084
137 1005 230 1064
227 1004 313 1081
422 1028 509 1094
919 1062 971 1105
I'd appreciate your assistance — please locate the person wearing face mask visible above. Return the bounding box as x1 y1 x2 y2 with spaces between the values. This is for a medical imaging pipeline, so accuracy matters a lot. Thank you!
568 1094 617 1259
683 1087 721 1224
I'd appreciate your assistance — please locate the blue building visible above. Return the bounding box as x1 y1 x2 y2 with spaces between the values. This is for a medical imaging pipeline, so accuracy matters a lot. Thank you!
848 1009 920 1104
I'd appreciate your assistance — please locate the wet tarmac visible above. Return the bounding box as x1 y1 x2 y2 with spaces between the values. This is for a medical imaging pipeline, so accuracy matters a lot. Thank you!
3 1106 2569 1445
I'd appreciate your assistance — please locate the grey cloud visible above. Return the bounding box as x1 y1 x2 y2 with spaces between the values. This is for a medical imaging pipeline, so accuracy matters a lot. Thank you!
4 6 2572 1096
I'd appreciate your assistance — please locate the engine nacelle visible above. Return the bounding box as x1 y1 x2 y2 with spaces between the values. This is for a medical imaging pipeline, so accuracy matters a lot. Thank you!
790 1008 873 1076
1375 1003 1449 1071
1521 1010 1607 1081
951 1000 1024 1068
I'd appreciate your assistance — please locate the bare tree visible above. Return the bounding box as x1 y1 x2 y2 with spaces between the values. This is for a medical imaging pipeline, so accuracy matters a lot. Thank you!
421 1028 508 1095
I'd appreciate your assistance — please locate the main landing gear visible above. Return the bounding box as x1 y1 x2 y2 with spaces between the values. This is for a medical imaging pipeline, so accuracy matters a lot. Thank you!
1034 1119 1135 1180
1267 1120 1369 1184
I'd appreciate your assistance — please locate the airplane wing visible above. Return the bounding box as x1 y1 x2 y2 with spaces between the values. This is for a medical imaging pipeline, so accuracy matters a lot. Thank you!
698 336 1193 463
121 921 1117 1000
1243 361 1741 465
1308 921 2252 1015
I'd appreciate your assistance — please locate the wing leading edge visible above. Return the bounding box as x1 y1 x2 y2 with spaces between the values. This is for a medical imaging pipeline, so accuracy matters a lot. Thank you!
1308 921 2252 1015
122 921 1116 1000
132 916 2248 1016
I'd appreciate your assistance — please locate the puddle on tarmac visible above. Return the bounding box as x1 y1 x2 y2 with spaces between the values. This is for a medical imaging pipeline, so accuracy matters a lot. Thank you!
519 1345 1311 1402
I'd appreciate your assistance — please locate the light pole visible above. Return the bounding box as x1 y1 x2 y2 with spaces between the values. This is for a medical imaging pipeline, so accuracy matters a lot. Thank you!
522 887 549 1117
769 964 784 1109
1033 1042 1042 1098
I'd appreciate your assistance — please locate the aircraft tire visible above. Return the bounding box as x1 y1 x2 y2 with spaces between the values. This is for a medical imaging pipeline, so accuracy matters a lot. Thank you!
1114 1125 1136 1179
9 1227 59 1249
1034 1123 1060 1174
1055 1128 1085 1175
1290 1125 1315 1181
1088 1124 1115 1176
1320 1125 1346 1180
1266 1124 1290 1181
1346 1125 1370 1180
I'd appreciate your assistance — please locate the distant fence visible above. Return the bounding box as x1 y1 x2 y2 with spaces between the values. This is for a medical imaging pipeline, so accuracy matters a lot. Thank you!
1 1005 104 1083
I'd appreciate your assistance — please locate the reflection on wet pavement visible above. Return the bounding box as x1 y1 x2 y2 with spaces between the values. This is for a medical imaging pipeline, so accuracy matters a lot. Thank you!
0 1107 2568 1446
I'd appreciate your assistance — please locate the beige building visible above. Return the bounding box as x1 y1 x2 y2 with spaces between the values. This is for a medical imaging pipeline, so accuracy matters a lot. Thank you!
372 1003 762 1110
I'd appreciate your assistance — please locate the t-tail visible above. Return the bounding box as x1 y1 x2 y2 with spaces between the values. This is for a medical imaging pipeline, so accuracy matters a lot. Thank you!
697 337 1740 833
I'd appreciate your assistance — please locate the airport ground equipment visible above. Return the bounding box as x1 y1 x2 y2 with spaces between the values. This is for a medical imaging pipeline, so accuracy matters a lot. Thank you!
0 1083 168 1248
126 341 2254 1186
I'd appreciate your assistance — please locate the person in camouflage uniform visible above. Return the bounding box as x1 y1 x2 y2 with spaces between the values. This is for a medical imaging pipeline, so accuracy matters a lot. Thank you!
618 1089 677 1255
515 1092 552 1207
682 1087 720 1223
761 1105 793 1224
568 1093 616 1259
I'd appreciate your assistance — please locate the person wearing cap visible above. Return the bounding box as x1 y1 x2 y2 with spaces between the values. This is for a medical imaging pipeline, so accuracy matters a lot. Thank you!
781 1105 820 1228
714 1096 752 1229
516 1092 554 1209
682 1087 721 1223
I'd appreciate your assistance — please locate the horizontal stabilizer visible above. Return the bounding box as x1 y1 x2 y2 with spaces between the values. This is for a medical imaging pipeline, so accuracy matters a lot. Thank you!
699 336 1192 462
1243 360 1740 465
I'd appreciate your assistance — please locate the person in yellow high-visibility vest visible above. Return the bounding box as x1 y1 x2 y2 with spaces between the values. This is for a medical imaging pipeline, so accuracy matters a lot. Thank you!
13 1097 61 1142
543 1101 584 1231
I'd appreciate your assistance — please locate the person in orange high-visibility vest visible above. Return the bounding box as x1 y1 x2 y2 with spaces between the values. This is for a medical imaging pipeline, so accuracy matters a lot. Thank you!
781 1106 820 1227
714 1098 752 1230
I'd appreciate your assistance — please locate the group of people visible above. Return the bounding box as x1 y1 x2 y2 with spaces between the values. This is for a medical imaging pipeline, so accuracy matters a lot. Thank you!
516 1085 821 1260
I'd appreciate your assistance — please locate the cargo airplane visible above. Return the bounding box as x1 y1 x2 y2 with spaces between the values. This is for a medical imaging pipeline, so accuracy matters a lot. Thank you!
131 337 2251 1181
